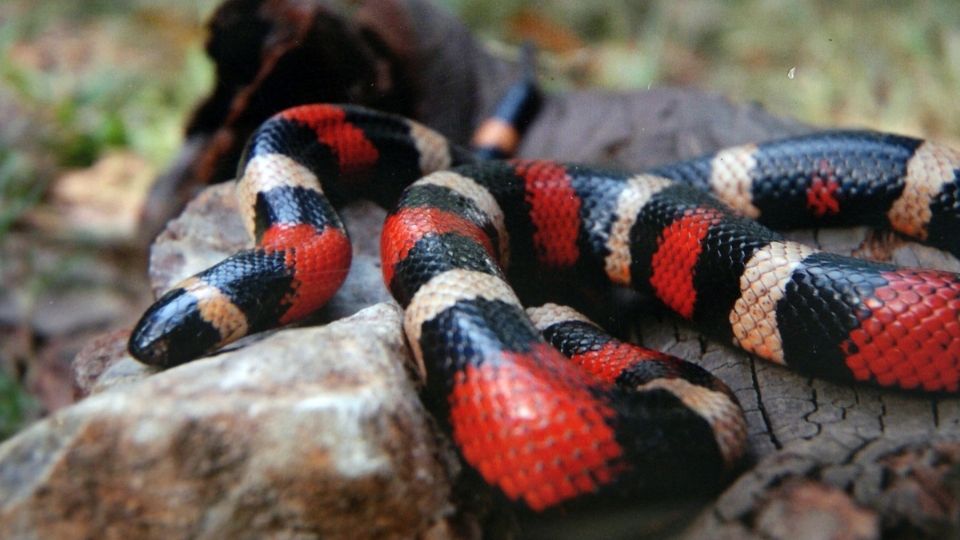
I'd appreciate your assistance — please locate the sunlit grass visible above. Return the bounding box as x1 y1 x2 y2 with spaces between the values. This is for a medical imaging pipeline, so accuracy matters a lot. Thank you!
0 371 35 440
440 0 960 141
0 149 42 237
0 1 216 169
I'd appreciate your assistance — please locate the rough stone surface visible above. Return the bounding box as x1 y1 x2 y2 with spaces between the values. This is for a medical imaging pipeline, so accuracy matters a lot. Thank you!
71 327 155 398
4 303 475 539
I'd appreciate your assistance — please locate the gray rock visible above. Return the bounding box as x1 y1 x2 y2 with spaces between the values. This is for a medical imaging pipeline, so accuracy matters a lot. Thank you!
5 304 476 539
72 328 157 398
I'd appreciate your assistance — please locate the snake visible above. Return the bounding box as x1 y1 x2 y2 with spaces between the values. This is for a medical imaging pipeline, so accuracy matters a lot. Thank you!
127 102 960 511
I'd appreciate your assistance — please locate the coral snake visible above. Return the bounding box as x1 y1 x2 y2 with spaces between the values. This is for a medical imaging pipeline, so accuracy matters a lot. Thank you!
128 94 960 511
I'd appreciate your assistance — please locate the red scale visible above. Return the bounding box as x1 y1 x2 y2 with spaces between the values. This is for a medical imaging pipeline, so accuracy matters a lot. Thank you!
843 270 960 391
261 223 351 324
649 207 724 319
280 105 380 176
513 161 582 269
447 347 625 510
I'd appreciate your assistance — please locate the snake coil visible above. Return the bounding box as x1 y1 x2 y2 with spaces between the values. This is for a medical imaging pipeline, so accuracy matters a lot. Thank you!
130 103 960 510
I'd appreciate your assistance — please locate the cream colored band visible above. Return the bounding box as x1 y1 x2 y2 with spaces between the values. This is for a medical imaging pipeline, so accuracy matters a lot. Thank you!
729 240 816 365
888 140 960 240
236 153 324 237
408 121 454 174
638 378 747 468
604 174 673 285
178 277 250 346
403 269 521 375
525 303 597 332
708 144 761 219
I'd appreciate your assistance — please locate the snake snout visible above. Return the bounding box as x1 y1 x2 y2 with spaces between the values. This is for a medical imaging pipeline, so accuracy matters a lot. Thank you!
128 287 223 368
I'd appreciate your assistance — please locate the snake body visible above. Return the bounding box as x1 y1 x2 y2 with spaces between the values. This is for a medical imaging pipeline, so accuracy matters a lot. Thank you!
130 103 960 510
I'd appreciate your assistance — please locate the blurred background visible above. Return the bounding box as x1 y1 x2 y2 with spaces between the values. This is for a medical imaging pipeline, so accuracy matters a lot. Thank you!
1 0 958 440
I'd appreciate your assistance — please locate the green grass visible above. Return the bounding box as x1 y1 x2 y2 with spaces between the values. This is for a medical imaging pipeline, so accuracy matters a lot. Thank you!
0 371 36 441
0 1 217 169
0 0 217 227
0 148 42 238
440 0 960 141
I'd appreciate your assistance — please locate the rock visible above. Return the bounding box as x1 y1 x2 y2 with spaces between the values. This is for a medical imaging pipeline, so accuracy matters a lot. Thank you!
869 442 960 536
73 328 135 396
4 304 478 539
146 181 250 299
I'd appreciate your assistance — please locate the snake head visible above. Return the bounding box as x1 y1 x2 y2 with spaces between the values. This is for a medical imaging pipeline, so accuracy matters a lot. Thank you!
128 278 236 368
